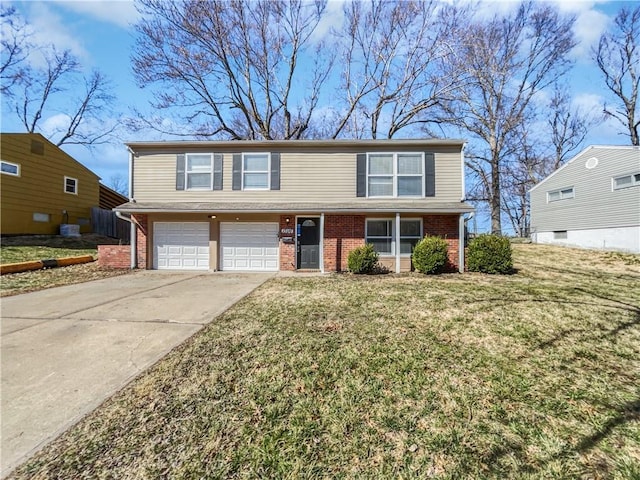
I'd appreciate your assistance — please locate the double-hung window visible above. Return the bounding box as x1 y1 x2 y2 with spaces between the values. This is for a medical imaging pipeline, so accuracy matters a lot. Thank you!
367 153 423 197
186 153 213 189
64 176 78 194
547 187 574 202
366 218 423 256
243 153 270 190
613 173 640 190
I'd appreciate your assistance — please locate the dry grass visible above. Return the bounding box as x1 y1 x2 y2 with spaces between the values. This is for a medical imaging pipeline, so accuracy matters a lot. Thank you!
1 234 128 296
9 244 640 479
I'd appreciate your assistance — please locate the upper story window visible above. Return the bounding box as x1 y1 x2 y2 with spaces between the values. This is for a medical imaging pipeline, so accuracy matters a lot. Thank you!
366 218 423 256
232 152 281 191
613 173 640 190
176 153 223 191
1 160 20 176
547 187 574 202
367 153 423 197
243 153 270 190
64 176 78 194
186 153 213 189
357 152 434 198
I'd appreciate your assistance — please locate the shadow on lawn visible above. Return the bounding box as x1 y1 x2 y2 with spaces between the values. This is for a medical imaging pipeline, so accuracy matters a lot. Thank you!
482 397 640 477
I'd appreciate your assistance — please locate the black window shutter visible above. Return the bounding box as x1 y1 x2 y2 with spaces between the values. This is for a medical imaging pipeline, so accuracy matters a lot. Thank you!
176 154 185 190
270 152 280 190
356 153 366 197
232 153 242 190
425 152 435 197
213 153 223 190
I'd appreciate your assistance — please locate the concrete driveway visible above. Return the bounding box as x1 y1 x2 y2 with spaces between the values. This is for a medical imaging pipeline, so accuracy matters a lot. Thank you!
1 271 272 478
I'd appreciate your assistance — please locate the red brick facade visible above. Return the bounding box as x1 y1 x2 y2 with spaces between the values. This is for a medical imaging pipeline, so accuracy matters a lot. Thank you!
99 213 462 272
133 214 148 269
97 245 131 269
324 215 366 271
423 214 460 271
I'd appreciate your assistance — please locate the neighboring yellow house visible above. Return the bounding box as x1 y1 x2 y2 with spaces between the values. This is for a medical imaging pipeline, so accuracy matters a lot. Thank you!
1 133 101 235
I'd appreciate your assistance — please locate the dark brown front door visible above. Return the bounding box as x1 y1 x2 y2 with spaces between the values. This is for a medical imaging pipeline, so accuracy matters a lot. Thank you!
297 217 320 269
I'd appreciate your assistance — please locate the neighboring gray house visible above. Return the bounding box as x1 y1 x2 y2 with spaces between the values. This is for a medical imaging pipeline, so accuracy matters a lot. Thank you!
530 145 640 253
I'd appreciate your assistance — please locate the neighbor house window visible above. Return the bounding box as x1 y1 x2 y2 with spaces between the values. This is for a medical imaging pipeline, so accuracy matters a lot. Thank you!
243 153 270 190
1 160 20 176
367 153 424 197
553 231 568 240
33 212 50 222
547 187 574 202
186 153 213 189
366 218 423 255
64 176 78 194
613 173 640 190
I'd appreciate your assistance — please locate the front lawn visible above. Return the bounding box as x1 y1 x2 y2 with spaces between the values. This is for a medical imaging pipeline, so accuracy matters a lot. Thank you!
10 245 640 479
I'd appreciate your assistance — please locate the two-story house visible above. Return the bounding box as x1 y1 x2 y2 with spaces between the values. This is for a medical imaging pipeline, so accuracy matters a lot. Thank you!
530 145 640 253
114 139 473 272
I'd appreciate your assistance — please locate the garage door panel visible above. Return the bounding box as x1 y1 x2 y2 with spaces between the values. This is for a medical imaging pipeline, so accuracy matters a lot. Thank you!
154 222 210 270
220 222 279 272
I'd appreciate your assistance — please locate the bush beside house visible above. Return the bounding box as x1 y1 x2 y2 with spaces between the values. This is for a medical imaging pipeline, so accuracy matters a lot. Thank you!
467 234 513 274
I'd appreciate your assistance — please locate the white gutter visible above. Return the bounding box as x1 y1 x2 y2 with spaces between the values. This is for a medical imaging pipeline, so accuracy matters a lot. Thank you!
115 211 137 269
461 142 467 202
126 146 135 200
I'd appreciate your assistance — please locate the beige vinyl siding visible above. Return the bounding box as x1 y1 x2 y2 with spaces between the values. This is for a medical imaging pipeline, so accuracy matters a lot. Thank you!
530 146 640 233
132 145 463 204
0 133 100 234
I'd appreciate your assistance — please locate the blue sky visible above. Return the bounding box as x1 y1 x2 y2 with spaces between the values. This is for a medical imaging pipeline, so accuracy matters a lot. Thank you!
0 0 635 194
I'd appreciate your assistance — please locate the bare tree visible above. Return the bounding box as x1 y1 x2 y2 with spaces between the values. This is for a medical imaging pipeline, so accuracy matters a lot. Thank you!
441 2 576 234
133 0 330 140
594 6 640 145
2 8 118 147
0 5 29 97
108 174 129 196
331 0 459 139
547 85 596 168
15 48 116 147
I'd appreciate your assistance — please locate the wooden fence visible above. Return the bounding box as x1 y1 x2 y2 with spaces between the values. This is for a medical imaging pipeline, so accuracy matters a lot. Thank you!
91 207 130 243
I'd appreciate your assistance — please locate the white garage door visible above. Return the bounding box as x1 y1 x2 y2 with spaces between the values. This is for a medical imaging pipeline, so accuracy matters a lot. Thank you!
154 222 210 270
220 222 279 271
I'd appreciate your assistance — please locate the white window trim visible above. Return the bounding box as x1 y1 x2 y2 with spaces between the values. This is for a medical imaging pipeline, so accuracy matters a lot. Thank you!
366 152 425 198
185 153 213 190
612 172 640 191
242 152 271 191
365 217 423 257
547 186 574 203
1 160 20 176
64 176 78 195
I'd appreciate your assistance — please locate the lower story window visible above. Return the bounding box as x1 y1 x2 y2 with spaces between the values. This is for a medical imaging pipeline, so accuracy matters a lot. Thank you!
366 218 423 255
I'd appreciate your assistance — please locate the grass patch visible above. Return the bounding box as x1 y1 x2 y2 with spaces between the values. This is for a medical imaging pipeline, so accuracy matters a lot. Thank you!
0 245 97 263
1 234 128 296
9 244 640 479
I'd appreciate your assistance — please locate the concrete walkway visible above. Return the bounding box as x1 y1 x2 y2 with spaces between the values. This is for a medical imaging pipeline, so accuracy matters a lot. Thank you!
1 271 272 478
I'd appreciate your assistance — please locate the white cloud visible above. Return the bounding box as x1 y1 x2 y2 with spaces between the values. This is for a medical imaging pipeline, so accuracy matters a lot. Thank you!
22 2 88 63
571 8 611 59
58 0 140 29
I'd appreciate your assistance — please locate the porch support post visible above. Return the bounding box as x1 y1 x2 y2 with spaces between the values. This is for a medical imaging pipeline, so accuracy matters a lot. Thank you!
319 213 325 273
395 212 401 273
458 214 465 273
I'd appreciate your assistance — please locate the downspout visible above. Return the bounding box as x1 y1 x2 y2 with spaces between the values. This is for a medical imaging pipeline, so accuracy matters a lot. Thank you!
460 212 475 273
116 211 137 269
118 145 137 270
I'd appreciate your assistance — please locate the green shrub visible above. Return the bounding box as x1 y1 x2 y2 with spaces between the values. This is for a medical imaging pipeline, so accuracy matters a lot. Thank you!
467 234 513 274
347 244 379 274
412 236 448 274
